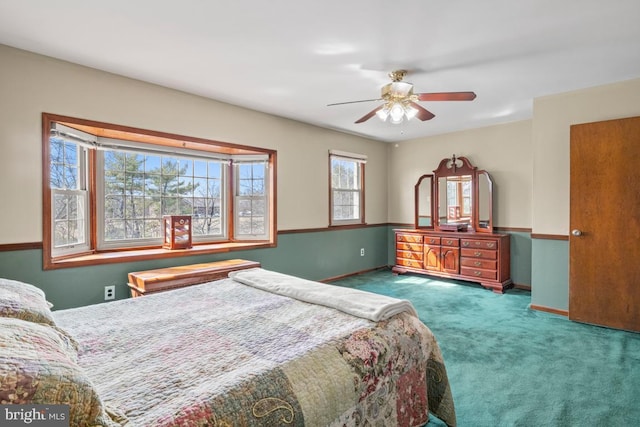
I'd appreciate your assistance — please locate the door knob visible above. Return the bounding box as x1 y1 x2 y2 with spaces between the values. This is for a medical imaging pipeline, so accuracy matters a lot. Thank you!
571 229 583 236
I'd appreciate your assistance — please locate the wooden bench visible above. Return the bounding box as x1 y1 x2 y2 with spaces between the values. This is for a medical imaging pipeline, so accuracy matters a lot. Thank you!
127 259 260 297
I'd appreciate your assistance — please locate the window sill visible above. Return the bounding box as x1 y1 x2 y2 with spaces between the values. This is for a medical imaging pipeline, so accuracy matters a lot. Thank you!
45 241 275 270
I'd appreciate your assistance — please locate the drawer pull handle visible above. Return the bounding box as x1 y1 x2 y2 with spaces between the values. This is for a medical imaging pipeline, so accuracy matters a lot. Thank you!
487 243 495 248
474 261 482 266
474 271 482 276
446 240 452 245
462 242 469 247
474 251 482 257
475 242 481 246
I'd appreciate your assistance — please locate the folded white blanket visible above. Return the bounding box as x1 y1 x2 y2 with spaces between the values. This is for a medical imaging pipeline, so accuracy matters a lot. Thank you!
228 268 417 322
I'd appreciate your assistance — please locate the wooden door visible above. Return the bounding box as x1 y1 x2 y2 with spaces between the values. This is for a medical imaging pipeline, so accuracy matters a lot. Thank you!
569 116 640 332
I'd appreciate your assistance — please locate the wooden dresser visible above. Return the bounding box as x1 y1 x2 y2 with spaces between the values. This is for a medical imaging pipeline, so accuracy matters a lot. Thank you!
127 259 260 297
392 229 512 293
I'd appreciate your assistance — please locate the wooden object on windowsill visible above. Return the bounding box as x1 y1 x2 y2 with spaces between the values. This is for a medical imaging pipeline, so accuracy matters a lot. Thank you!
127 259 260 297
163 215 192 250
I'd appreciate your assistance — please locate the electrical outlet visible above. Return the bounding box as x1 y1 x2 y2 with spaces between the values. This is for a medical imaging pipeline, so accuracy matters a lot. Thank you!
104 285 115 301
360 248 365 256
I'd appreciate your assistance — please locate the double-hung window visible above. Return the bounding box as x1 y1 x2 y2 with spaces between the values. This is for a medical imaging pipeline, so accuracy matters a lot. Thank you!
329 150 366 226
49 130 91 257
43 114 276 269
234 159 269 239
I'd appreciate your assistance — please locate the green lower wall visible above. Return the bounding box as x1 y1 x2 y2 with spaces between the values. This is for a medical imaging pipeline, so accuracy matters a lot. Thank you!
0 226 390 310
509 231 533 287
0 225 538 311
531 238 569 311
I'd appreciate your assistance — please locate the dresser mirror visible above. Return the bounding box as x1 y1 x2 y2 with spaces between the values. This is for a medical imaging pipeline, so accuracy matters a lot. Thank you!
415 155 493 233
477 170 493 231
415 175 433 227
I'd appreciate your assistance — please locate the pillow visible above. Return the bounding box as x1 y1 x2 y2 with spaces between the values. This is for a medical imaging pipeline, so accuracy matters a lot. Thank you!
0 278 56 326
0 317 122 426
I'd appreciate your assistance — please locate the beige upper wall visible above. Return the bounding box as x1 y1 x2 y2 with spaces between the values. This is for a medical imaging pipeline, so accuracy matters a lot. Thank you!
388 119 533 229
532 77 640 235
0 45 388 244
3 42 638 246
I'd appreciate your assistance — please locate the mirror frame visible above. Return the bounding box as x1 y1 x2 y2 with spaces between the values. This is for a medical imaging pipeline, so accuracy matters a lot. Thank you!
475 170 493 233
414 174 434 230
415 155 494 233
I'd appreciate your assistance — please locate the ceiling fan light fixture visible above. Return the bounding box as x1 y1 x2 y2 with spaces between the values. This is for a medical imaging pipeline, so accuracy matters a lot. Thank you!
389 102 405 123
405 104 418 121
330 69 476 125
376 106 390 121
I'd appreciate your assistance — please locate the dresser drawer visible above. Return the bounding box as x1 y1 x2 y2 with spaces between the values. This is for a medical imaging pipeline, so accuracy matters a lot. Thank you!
397 233 423 244
397 242 423 252
461 267 497 280
424 236 441 245
460 239 498 250
396 250 423 261
461 248 498 260
440 237 459 247
461 258 497 270
396 258 423 269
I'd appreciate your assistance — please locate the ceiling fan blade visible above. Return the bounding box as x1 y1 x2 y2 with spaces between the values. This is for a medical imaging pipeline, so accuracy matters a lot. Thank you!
355 105 384 123
417 92 477 101
327 98 382 107
409 102 435 121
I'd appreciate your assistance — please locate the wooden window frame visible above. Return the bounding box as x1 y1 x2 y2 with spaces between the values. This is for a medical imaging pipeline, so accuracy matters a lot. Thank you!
329 150 366 227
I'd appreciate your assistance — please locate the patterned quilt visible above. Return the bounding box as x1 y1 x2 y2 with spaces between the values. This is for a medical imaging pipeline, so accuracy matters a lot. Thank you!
53 277 456 426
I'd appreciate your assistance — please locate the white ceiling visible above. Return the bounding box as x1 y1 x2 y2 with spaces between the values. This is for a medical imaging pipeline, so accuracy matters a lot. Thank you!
1 0 639 143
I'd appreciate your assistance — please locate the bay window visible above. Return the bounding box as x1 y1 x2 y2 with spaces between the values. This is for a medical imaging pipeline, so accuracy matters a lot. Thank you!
43 113 276 269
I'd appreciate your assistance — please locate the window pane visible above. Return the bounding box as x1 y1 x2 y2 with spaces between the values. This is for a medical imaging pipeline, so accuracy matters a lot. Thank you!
63 166 77 189
193 160 207 177
208 162 221 179
194 177 208 196
50 138 64 164
144 220 161 238
180 159 193 176
105 196 124 219
145 198 160 219
105 220 125 240
52 191 86 249
252 199 265 215
179 176 195 197
64 142 77 164
54 221 68 246
144 155 161 171
252 179 264 195
162 159 179 176
125 219 144 239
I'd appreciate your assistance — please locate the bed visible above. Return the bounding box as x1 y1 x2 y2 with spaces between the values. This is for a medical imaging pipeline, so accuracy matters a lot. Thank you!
0 268 456 426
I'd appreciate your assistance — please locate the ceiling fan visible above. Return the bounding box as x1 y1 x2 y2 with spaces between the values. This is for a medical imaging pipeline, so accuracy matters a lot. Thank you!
327 70 476 124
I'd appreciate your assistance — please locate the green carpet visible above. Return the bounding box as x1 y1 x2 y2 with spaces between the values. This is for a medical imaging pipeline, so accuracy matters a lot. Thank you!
330 269 640 427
